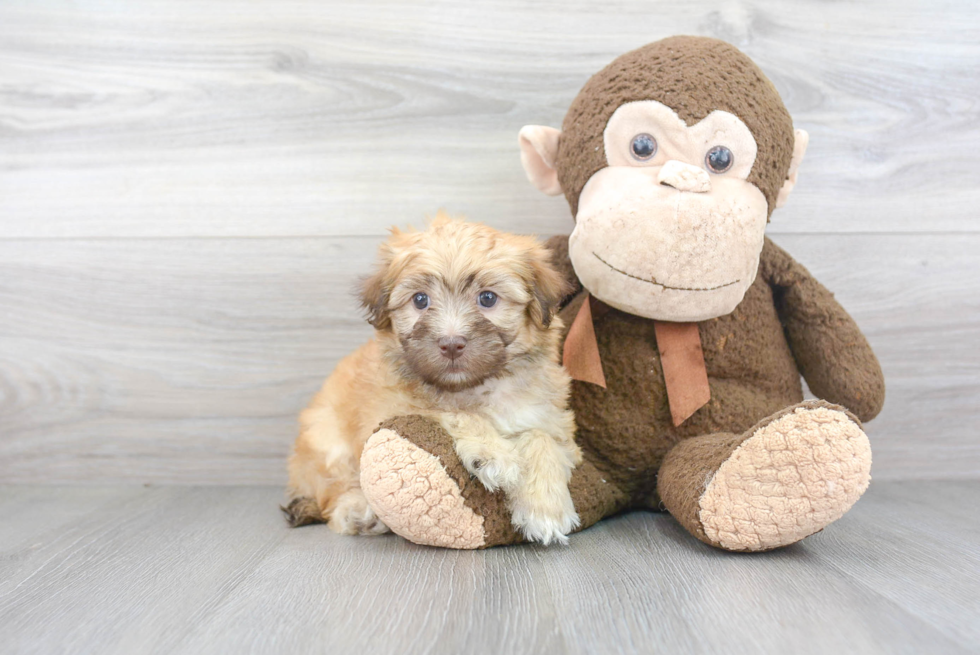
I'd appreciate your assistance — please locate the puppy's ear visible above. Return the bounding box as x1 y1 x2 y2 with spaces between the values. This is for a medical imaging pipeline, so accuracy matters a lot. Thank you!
359 244 394 331
526 245 572 329
359 271 390 331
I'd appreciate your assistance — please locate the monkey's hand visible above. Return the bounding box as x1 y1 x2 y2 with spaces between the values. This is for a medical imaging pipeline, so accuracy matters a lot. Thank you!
763 238 885 422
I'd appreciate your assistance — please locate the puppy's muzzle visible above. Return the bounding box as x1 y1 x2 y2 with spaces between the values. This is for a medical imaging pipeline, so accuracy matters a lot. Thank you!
438 335 467 360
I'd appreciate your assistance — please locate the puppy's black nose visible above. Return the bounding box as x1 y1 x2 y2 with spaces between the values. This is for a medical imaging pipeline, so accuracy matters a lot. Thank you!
438 336 467 359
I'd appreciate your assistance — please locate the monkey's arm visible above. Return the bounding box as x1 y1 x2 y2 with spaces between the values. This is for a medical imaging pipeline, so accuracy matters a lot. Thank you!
543 235 583 308
761 238 885 422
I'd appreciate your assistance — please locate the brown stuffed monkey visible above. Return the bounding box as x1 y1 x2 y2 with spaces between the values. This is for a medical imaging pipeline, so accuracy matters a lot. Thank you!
358 36 885 551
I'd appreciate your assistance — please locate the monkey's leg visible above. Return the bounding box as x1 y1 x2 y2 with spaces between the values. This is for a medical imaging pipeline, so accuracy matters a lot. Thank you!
657 400 872 552
359 415 628 549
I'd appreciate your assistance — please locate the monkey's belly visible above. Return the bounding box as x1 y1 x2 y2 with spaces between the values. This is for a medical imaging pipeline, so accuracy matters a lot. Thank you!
565 282 803 493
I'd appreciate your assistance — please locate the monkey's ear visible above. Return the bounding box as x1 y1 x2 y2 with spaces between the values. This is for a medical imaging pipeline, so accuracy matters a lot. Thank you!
359 264 392 331
518 126 563 196
776 129 809 208
526 246 573 328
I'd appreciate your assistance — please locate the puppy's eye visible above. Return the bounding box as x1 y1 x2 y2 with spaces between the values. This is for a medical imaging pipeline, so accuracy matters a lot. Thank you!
705 145 734 173
478 291 497 308
412 293 429 310
630 133 657 161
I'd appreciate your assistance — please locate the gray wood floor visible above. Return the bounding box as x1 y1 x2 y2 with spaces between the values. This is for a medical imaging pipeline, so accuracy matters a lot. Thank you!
1 480 978 655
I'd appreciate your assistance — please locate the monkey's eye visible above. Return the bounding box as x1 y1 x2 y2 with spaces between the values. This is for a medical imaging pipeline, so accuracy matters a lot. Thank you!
478 291 497 308
630 133 658 161
705 146 734 173
412 292 429 310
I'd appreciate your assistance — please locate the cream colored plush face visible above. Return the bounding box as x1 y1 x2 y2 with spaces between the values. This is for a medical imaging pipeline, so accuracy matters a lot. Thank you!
566 100 769 322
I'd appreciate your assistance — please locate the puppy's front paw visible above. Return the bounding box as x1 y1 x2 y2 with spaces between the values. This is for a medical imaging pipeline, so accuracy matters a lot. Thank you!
510 487 580 546
455 440 521 493
329 490 390 536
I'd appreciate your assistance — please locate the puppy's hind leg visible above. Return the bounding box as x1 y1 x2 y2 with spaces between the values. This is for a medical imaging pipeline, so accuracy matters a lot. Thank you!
283 488 389 535
281 497 324 527
286 426 390 536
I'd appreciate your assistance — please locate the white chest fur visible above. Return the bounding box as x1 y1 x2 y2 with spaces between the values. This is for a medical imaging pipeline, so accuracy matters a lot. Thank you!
426 365 566 438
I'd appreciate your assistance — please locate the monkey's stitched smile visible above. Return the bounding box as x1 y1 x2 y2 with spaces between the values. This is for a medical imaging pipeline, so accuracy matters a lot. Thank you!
592 252 740 292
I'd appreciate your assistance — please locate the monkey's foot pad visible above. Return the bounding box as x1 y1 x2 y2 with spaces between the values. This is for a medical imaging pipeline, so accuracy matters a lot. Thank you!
699 404 872 552
360 428 485 549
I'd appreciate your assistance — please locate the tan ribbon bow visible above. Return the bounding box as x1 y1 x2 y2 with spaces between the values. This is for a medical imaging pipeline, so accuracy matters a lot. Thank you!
562 294 711 427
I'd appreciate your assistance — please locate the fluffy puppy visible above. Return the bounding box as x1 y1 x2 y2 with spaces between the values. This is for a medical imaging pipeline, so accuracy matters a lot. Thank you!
285 212 581 545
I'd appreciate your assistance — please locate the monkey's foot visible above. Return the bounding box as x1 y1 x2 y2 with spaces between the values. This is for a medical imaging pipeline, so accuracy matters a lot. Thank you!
360 415 523 550
659 400 872 552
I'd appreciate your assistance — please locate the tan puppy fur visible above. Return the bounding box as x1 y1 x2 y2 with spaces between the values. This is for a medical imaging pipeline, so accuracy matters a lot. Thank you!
286 213 581 545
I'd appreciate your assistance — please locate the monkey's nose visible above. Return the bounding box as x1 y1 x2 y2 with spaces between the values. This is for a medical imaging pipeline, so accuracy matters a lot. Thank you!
657 160 711 193
438 336 467 359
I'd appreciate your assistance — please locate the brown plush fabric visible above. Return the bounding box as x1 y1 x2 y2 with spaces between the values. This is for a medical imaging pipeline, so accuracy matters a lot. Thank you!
556 36 794 217
567 457 632 532
559 237 808 500
558 234 882 508
657 399 862 548
762 240 886 421
657 431 741 546
377 415 524 548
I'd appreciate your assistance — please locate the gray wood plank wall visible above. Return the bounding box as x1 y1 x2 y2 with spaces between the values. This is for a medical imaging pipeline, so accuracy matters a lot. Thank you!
1 0 978 483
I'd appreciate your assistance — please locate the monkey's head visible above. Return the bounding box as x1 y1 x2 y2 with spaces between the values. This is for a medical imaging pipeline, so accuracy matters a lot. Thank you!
519 36 808 322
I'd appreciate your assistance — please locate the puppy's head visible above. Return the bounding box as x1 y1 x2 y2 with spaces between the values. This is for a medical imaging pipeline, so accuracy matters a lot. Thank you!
361 212 569 392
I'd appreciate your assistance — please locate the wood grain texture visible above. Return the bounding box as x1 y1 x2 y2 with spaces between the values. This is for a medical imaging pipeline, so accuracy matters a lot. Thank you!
1 0 978 484
1 234 977 483
0 486 290 655
0 481 977 654
0 0 978 238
